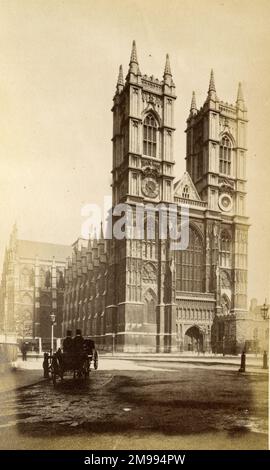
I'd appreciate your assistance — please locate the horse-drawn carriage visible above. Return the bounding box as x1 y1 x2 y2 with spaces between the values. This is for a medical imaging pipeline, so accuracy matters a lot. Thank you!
43 338 98 386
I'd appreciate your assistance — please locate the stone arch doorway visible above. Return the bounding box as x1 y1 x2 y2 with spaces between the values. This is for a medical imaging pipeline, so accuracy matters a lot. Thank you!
184 325 204 352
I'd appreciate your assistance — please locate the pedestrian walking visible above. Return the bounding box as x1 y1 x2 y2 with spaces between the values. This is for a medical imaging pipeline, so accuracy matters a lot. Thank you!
21 342 27 361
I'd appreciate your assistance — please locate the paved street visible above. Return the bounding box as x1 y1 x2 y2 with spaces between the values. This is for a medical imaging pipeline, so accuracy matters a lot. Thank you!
0 358 268 450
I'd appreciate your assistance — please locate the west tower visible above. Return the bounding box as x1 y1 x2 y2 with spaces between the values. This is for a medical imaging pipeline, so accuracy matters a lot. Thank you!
107 41 177 352
185 73 249 352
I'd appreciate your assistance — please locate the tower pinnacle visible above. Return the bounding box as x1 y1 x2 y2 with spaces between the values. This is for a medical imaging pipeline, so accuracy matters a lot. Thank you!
236 82 244 104
207 69 217 101
116 65 124 92
190 91 197 116
130 40 138 64
128 40 141 76
164 53 172 77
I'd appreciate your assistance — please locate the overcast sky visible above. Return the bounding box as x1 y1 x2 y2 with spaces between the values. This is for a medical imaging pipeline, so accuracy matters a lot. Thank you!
0 0 269 303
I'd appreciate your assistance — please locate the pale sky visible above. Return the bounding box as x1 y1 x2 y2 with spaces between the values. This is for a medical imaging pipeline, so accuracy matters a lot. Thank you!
0 0 269 303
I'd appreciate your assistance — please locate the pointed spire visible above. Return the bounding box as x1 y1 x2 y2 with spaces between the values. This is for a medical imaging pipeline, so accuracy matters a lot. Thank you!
128 40 141 77
116 64 124 93
209 69 216 92
236 82 244 104
207 69 217 101
190 91 197 116
164 53 172 76
117 65 124 86
92 227 98 249
130 40 138 64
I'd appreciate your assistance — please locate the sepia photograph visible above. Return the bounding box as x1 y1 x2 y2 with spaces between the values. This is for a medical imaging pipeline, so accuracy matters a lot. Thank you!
0 0 269 459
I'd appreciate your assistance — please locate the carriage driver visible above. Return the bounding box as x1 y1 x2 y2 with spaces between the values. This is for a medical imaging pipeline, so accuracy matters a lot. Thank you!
73 329 84 353
63 330 73 353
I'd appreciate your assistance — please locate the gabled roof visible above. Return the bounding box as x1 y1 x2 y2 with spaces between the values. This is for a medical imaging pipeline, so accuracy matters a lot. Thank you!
174 172 202 201
17 240 72 262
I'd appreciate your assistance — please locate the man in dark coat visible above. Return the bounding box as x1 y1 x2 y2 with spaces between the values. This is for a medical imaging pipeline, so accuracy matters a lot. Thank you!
21 342 27 361
63 330 73 353
73 329 84 353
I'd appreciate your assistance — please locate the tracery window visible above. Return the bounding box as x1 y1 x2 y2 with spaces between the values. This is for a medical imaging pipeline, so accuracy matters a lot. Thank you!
20 268 33 289
197 151 203 178
175 226 203 292
219 135 232 175
182 185 190 199
143 114 158 157
220 230 232 268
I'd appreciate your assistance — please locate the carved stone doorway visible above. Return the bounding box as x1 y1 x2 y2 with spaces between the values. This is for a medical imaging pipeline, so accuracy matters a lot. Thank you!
184 325 204 352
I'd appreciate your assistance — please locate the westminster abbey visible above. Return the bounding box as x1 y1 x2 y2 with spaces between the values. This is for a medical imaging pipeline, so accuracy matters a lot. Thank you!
61 41 249 354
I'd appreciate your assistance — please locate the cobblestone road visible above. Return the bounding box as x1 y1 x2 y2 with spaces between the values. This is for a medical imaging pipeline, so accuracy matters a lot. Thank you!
0 365 268 450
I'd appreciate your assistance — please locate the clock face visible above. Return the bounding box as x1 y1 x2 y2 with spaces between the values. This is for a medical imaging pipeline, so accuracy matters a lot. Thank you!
219 193 233 212
142 177 159 198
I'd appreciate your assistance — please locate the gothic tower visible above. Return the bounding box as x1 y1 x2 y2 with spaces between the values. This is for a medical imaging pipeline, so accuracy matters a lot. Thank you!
185 73 249 352
107 41 177 352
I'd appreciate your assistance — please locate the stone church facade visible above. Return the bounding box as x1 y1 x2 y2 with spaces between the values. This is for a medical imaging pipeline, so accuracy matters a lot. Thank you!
0 225 72 342
62 41 249 354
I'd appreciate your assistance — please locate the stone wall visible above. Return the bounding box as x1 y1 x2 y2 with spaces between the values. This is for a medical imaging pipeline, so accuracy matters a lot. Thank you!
0 334 18 373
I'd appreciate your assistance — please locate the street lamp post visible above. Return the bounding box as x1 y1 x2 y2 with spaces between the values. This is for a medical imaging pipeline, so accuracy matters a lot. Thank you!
112 333 115 356
50 313 56 353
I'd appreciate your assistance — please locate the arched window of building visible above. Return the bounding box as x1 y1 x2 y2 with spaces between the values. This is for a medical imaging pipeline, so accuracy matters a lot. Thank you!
175 226 204 292
220 230 232 268
221 294 231 315
182 185 190 199
143 214 157 260
20 267 33 289
57 270 65 289
197 151 203 179
40 268 47 288
143 114 158 157
45 270 51 288
219 135 232 175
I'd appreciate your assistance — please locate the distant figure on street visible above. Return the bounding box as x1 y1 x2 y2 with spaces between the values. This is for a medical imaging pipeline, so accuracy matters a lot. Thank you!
73 329 84 353
21 342 27 361
63 330 73 353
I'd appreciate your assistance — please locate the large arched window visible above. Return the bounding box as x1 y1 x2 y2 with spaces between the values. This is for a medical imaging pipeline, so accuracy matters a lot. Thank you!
219 135 232 175
221 294 231 315
20 268 34 289
143 114 158 157
220 230 232 268
175 226 203 292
